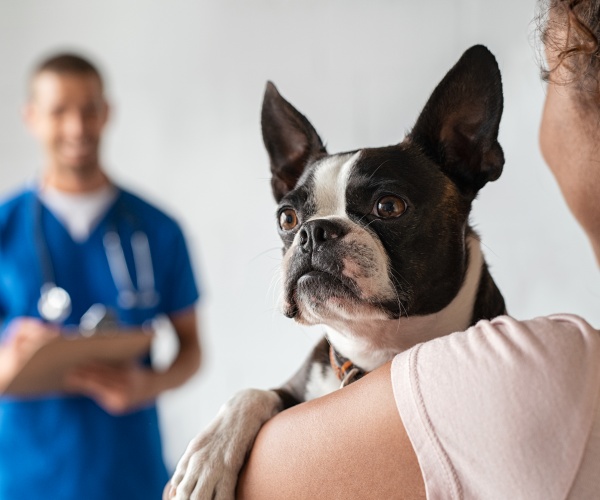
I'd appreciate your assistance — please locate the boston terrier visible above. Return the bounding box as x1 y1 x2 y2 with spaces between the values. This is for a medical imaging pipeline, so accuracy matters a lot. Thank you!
168 44 506 499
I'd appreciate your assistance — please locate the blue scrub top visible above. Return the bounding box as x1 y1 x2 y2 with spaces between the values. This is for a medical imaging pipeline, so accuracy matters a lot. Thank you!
0 186 200 500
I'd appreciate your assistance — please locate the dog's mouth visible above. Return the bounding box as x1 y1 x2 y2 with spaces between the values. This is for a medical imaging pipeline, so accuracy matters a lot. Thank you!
296 270 348 289
284 267 389 322
280 227 406 322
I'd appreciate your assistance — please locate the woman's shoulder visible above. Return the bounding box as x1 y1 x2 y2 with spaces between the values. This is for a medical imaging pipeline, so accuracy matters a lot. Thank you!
404 313 600 385
467 313 599 362
392 313 600 498
490 312 597 334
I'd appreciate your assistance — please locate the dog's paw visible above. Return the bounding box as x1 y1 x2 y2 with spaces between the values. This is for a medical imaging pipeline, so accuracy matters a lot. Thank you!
169 388 282 500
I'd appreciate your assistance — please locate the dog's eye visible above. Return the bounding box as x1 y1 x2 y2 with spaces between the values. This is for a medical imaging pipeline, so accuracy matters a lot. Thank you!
374 196 407 218
279 209 298 231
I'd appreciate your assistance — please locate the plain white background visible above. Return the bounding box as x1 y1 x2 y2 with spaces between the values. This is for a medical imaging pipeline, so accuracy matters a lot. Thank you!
1 0 599 472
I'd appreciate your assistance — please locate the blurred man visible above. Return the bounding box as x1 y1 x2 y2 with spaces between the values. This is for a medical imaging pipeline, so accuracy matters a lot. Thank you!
0 53 202 500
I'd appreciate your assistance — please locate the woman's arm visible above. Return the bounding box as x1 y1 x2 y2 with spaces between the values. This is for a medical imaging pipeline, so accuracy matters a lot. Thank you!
237 362 425 500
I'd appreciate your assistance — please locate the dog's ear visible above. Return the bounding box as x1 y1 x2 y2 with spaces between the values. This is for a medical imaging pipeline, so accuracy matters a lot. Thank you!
262 82 327 202
409 45 504 196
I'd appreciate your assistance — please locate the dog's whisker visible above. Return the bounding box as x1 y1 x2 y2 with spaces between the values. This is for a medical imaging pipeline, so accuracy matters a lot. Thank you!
266 271 283 304
389 265 411 289
362 219 377 230
388 272 409 321
248 246 282 264
477 239 499 258
366 159 393 181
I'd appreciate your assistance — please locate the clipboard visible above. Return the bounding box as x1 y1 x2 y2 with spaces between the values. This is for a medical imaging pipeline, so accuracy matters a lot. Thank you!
2 329 153 397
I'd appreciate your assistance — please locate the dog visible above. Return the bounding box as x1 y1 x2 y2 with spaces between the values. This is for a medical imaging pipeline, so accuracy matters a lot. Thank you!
168 44 506 500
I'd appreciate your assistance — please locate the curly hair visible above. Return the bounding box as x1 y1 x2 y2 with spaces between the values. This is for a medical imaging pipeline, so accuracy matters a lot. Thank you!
539 0 600 94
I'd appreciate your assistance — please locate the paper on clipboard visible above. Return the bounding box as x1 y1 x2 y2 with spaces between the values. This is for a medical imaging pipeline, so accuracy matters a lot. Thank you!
2 329 153 397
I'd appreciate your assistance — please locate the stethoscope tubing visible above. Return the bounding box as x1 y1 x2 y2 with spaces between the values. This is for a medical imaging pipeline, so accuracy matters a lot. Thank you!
34 193 160 322
34 195 58 287
103 229 159 309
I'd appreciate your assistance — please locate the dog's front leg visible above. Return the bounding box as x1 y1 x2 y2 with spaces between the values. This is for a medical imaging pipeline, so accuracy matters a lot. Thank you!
168 338 331 500
169 388 283 500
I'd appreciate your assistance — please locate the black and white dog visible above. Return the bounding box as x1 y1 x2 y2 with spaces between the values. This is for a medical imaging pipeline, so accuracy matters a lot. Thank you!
169 45 506 499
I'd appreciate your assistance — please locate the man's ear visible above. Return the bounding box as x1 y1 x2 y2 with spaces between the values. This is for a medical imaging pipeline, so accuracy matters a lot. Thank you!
409 45 504 196
261 82 327 202
22 102 38 136
101 99 110 127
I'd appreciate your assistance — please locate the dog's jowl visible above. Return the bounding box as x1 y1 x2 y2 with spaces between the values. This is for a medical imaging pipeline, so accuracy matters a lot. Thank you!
169 45 506 500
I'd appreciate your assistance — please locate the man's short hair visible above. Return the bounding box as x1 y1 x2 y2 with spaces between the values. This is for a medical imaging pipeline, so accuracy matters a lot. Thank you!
30 53 104 93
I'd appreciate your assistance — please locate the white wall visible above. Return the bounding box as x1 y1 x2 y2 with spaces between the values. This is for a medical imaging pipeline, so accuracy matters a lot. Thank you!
1 0 598 471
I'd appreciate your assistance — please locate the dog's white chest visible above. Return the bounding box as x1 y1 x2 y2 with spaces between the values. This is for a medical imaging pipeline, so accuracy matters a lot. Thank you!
304 363 341 401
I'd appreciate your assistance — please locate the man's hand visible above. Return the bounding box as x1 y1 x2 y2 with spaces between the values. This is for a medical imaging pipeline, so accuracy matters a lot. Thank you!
0 317 60 392
64 307 201 416
64 362 159 415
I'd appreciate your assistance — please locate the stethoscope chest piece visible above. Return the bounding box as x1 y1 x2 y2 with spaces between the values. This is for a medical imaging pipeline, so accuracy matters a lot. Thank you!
38 283 72 323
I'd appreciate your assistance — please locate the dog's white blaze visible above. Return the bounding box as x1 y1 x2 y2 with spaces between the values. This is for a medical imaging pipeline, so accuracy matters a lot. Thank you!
304 363 341 401
325 236 485 372
310 151 360 219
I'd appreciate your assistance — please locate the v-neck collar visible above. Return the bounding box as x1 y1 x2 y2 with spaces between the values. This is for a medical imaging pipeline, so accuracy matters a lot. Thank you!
33 186 122 245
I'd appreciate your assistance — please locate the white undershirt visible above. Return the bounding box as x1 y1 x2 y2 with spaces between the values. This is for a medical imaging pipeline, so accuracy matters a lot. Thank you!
38 184 118 242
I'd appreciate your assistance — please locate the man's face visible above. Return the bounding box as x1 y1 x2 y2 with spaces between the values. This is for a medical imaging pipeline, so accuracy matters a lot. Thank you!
25 71 108 174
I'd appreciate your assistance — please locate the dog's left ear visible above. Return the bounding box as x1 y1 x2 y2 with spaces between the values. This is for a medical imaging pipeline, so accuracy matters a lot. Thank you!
262 82 327 202
409 45 504 196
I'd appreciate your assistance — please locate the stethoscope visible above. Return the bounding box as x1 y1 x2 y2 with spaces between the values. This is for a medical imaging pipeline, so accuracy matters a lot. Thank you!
35 195 160 324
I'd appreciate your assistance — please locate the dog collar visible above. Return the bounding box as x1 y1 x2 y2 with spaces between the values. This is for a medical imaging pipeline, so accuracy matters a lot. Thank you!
329 345 368 388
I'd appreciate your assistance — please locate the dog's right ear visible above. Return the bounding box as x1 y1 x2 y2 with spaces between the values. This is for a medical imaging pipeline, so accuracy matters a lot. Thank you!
261 82 327 202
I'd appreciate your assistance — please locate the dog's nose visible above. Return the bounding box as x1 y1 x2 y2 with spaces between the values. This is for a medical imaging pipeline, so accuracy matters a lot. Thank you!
299 219 347 252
